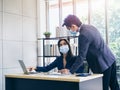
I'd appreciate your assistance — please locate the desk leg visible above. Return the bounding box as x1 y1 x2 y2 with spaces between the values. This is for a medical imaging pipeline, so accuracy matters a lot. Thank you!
79 77 102 90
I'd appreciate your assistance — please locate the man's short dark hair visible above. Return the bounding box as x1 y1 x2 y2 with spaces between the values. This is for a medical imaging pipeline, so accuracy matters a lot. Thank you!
62 15 82 27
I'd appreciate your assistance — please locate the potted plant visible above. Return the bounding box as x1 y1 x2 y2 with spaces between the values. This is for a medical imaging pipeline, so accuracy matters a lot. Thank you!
43 31 51 38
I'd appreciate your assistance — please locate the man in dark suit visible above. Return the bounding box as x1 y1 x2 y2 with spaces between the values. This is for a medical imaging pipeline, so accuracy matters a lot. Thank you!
61 15 119 90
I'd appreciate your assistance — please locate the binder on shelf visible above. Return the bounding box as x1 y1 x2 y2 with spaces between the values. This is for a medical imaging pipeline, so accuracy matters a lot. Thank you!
71 44 78 56
44 44 51 56
44 44 60 56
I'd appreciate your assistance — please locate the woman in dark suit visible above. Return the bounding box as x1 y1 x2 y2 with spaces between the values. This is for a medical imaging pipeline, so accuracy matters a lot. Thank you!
33 39 84 74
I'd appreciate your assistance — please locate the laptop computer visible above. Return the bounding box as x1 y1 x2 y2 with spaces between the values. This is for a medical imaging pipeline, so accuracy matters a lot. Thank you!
18 60 38 75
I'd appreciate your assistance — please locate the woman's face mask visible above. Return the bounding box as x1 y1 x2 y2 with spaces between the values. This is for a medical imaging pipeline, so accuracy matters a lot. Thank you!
60 45 69 54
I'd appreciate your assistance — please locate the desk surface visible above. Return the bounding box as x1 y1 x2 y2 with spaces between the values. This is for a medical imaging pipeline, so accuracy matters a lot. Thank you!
5 73 103 83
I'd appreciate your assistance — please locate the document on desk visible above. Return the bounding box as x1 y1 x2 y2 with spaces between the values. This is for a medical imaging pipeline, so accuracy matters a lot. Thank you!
46 72 72 76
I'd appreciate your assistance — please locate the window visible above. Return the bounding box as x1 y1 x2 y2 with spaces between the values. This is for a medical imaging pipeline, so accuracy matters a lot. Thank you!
90 0 106 41
49 0 59 37
108 0 120 84
76 0 88 24
44 0 120 85
62 0 73 21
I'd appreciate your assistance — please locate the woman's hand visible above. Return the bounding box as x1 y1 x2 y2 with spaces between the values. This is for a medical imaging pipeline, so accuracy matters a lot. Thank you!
27 67 36 72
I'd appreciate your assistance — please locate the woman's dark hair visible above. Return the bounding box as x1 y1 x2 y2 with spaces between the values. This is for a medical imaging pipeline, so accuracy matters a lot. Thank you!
58 39 73 57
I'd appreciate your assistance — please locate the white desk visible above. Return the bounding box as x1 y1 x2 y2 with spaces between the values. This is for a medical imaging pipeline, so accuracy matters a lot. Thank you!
5 73 103 90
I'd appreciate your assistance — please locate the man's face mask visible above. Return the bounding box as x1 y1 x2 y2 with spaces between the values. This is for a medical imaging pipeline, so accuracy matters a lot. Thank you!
60 45 69 54
68 25 78 36
70 30 77 36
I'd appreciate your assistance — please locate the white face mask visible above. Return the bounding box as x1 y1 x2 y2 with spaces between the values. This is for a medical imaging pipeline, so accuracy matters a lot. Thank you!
60 45 69 54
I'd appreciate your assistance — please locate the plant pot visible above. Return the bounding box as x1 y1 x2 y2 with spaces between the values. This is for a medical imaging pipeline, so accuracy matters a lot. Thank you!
45 34 50 38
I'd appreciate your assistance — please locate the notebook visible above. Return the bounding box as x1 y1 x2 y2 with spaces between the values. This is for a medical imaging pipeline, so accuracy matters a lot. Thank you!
18 60 38 75
76 73 91 77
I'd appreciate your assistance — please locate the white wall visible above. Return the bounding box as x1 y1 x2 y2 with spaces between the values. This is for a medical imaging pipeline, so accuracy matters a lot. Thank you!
0 0 37 90
36 0 46 66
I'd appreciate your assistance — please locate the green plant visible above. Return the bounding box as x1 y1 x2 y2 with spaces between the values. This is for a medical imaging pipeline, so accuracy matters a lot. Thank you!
43 31 51 35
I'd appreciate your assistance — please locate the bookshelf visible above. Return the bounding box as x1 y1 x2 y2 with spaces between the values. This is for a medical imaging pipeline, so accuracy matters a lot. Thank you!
37 36 78 66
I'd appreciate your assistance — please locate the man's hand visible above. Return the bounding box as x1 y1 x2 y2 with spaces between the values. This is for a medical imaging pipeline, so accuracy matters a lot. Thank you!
58 69 71 74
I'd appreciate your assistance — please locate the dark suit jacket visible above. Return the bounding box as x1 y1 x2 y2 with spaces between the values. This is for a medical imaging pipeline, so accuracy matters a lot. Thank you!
70 24 115 74
36 56 84 73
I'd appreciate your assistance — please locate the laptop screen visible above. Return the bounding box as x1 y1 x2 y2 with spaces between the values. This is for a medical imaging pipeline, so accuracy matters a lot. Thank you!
18 60 29 74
